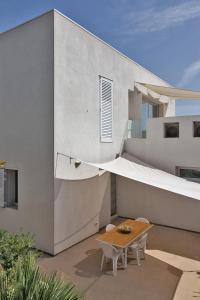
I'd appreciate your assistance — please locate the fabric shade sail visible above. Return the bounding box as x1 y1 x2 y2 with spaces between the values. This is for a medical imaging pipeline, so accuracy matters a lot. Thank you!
87 153 200 201
136 82 200 99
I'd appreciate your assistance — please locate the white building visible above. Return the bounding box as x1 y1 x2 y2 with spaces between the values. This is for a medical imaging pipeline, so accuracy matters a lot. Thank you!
0 10 199 255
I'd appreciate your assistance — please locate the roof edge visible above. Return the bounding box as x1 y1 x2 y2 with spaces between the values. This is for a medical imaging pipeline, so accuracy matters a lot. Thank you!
0 8 170 87
53 9 171 87
0 9 54 36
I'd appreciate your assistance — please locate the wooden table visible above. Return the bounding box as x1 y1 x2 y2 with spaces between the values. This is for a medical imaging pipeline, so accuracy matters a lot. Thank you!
97 219 153 267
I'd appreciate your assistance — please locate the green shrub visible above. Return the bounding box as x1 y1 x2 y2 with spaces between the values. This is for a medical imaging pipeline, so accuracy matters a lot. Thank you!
0 254 83 300
0 229 38 272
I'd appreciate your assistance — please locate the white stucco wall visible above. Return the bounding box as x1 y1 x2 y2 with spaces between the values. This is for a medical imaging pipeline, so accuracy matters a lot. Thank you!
117 176 200 232
164 100 176 117
122 115 200 233
54 176 100 254
125 115 200 174
0 12 54 253
53 10 174 253
54 172 111 254
53 10 173 164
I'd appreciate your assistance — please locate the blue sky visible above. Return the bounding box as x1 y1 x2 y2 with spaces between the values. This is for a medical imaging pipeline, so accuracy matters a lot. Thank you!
1 0 200 115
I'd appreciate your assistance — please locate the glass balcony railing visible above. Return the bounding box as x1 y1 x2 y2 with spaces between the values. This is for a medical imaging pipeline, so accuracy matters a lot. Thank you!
127 120 145 138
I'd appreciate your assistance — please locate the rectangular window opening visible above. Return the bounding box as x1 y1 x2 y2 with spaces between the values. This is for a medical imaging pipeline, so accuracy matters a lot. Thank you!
193 121 200 137
0 169 18 209
177 167 200 184
164 122 179 138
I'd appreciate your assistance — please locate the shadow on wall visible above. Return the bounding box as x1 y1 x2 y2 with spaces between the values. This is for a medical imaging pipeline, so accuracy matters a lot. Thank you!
117 176 200 233
53 172 111 254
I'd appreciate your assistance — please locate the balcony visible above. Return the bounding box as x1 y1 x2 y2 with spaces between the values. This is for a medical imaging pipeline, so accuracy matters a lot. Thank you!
125 115 200 175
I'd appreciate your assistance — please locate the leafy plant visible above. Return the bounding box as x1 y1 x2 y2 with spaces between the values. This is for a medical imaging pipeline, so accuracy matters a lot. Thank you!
0 254 83 300
0 229 38 272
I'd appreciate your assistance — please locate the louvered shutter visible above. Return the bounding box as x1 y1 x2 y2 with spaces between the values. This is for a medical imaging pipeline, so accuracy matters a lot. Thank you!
100 77 113 142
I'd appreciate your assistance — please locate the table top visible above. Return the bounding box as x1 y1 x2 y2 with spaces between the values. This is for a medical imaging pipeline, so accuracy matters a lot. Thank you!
97 219 153 248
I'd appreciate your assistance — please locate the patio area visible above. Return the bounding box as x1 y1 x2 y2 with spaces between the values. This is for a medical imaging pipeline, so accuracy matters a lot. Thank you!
39 218 200 300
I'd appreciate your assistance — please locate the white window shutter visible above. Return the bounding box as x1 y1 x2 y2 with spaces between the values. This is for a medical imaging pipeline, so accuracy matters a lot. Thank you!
100 77 113 142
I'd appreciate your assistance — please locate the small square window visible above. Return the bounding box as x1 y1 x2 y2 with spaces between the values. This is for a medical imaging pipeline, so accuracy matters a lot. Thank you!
164 122 179 138
193 121 200 137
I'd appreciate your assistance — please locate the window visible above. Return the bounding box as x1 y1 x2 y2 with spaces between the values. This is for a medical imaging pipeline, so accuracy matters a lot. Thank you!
0 169 18 208
141 100 159 138
193 121 200 137
177 167 200 183
164 122 179 138
99 76 113 142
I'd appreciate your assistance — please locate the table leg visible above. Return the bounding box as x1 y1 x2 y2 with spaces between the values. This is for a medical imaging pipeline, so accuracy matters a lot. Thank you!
124 247 128 268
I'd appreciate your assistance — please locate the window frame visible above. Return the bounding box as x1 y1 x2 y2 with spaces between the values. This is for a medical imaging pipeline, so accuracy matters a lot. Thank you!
0 168 18 209
193 121 200 138
176 166 200 183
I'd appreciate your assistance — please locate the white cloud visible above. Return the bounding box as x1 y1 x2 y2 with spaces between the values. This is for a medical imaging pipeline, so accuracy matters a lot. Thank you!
178 60 200 86
123 1 200 34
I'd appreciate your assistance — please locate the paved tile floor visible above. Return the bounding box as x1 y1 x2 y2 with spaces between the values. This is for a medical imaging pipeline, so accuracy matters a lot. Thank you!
39 219 200 300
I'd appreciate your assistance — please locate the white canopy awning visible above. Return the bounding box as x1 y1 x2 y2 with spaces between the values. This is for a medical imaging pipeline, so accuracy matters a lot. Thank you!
134 82 170 103
87 153 200 201
136 82 200 99
56 152 200 201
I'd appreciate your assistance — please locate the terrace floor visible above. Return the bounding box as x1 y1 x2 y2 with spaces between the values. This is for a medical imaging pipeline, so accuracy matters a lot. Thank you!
39 218 200 300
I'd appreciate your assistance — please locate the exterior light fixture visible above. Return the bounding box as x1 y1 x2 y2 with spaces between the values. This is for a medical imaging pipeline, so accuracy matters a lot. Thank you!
75 160 81 168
